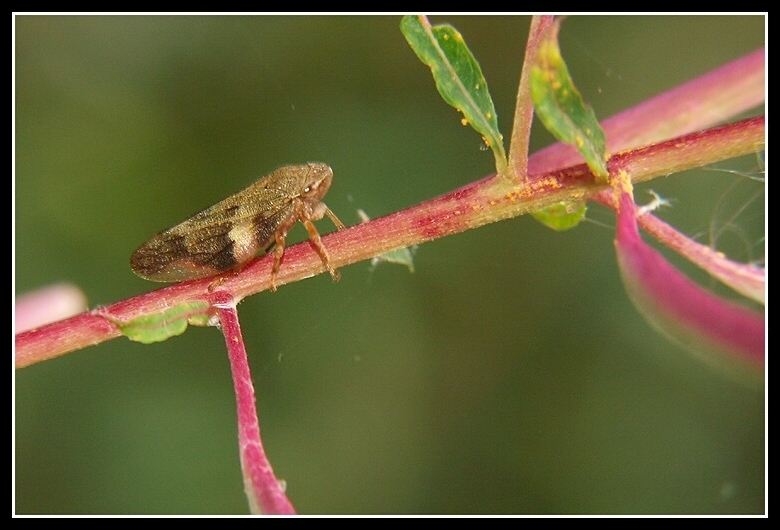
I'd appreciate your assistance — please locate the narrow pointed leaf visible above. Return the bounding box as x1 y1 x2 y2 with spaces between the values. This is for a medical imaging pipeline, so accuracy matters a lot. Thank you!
531 18 609 180
401 15 507 175
615 188 764 383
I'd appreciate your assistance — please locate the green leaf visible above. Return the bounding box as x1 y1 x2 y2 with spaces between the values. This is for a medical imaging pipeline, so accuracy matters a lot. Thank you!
372 247 417 273
531 18 609 180
531 200 587 231
357 209 417 272
401 15 507 176
114 301 211 344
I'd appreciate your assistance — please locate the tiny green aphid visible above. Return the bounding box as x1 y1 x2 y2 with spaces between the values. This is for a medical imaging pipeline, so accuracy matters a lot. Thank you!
130 163 345 291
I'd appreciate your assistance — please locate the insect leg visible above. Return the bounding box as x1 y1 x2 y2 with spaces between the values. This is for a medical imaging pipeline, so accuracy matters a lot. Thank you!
324 206 346 230
270 233 287 292
303 219 340 282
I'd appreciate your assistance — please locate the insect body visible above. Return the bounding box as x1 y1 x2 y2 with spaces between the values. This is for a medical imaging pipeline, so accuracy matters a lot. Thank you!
130 162 345 291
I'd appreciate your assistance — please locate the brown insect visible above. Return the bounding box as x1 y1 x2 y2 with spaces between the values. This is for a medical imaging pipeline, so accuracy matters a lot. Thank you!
130 162 345 291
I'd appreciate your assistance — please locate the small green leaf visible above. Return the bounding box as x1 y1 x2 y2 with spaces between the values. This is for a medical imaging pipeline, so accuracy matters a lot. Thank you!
531 18 609 180
357 209 417 272
114 301 211 344
531 200 587 231
372 247 417 273
401 15 507 176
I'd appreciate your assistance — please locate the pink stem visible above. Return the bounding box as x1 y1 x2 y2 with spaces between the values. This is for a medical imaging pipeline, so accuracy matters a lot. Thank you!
211 290 296 515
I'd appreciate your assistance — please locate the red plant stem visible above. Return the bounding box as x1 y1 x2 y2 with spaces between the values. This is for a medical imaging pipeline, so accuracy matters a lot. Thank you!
15 116 764 368
211 290 296 515
508 15 554 182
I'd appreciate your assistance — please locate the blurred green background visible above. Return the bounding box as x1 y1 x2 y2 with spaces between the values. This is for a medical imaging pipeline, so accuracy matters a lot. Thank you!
15 15 765 514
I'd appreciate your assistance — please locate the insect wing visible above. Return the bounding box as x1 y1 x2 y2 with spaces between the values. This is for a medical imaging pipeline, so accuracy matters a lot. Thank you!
130 183 294 282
